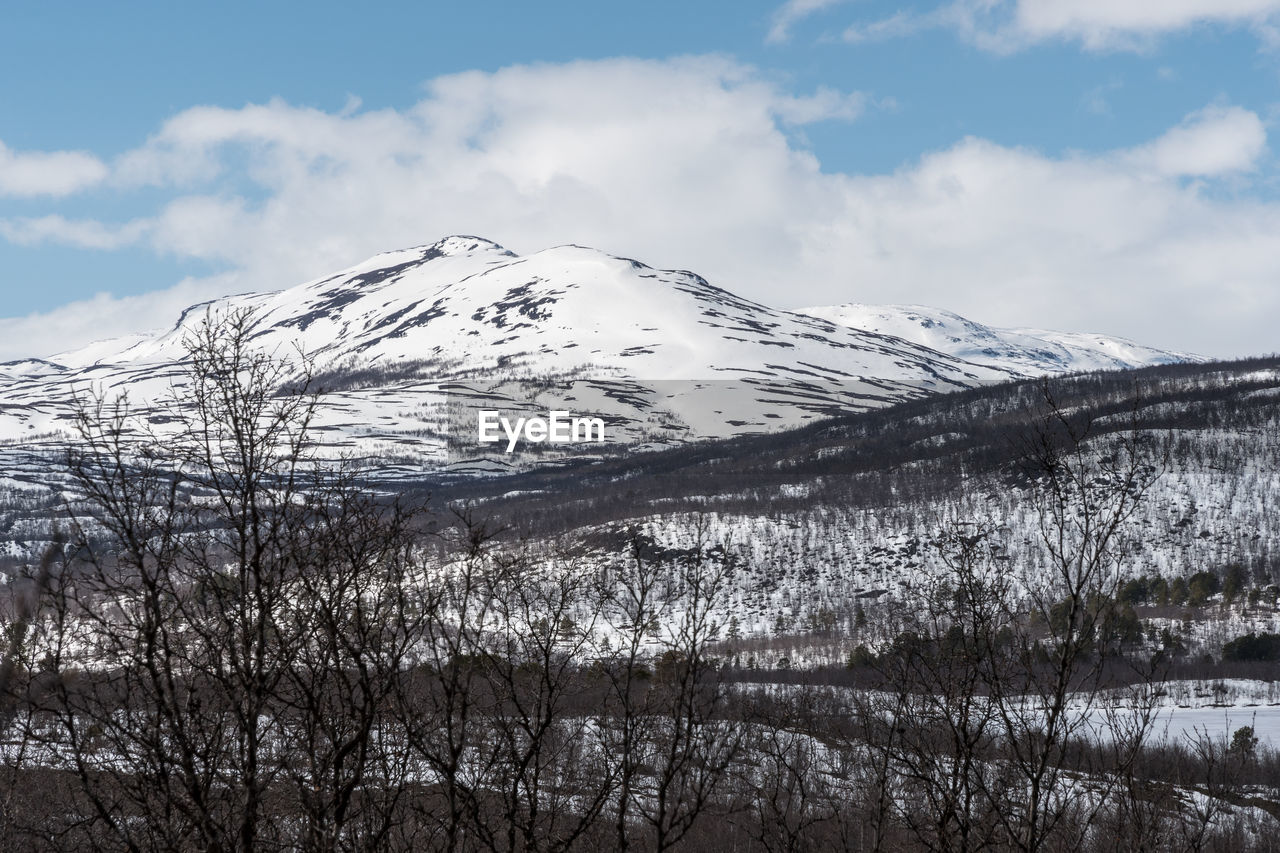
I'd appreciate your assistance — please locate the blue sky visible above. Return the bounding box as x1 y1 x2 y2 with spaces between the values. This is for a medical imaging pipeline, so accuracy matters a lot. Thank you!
2 0 1279 358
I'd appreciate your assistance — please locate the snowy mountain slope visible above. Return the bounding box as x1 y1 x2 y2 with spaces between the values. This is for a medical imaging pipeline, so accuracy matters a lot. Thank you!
797 303 1197 375
0 237 1191 481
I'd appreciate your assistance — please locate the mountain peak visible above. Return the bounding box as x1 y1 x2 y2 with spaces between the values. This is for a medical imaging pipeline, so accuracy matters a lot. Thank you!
421 235 513 259
359 236 513 272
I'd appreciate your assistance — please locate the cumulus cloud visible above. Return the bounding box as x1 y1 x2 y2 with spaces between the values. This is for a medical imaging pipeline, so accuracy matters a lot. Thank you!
0 57 1278 361
819 134 1280 354
0 141 107 197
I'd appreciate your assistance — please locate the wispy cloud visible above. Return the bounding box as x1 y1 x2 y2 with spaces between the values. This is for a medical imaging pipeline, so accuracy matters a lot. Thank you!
1015 0 1280 50
772 87 869 123
1081 79 1123 116
767 0 850 44
0 215 150 250
842 9 937 43
0 275 244 363
839 0 1280 53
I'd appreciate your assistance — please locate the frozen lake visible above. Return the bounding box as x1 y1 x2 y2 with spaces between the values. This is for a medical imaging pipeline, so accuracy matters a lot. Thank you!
1079 706 1280 746
1151 706 1280 745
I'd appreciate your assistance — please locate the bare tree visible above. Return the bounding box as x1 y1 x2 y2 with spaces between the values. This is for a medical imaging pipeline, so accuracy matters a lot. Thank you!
273 469 429 851
396 510 506 853
8 308 436 851
595 527 670 853
0 540 65 851
473 548 614 853
743 692 839 853
851 384 1168 853
981 386 1164 852
637 524 744 852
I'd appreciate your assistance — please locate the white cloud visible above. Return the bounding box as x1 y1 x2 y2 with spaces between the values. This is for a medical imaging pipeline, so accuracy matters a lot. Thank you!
840 11 915 42
1080 79 1122 116
1015 0 1280 49
842 0 1280 52
820 133 1280 354
0 275 243 364
0 142 107 197
772 86 869 123
1124 105 1267 176
0 215 149 250
1 58 1278 361
767 0 850 43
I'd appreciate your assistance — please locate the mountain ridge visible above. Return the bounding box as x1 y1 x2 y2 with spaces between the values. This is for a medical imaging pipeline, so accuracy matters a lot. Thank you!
0 237 1195 475
796 303 1198 377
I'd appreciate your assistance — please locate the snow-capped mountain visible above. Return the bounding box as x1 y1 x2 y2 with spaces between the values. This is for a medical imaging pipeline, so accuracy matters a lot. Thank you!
0 237 1192 478
796 303 1197 376
41 237 1007 384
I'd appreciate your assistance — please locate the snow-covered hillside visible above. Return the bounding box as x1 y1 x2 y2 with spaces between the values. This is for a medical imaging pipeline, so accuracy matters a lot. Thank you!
417 359 1280 656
